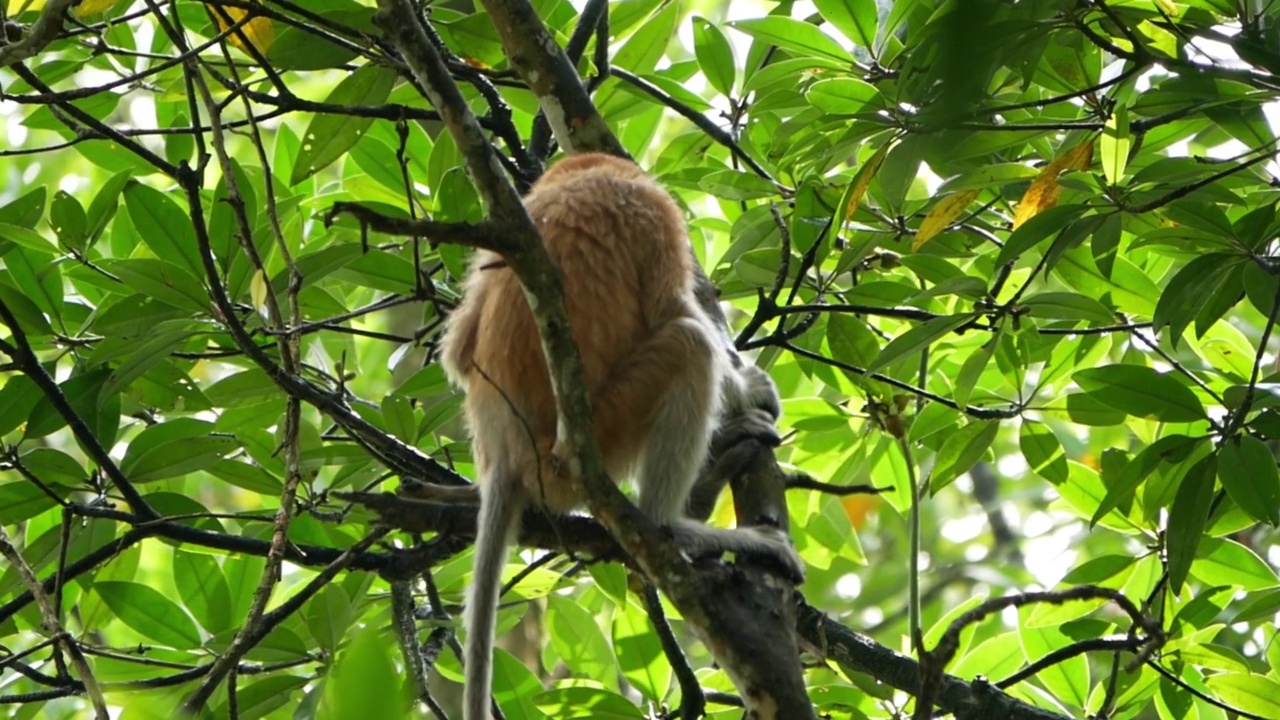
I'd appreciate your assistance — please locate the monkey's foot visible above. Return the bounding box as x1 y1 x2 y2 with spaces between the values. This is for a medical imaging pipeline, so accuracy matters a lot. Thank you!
669 522 805 584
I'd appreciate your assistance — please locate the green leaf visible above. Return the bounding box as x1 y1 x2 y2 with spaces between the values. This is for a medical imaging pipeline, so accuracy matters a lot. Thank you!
697 169 779 201
953 334 996 408
865 313 974 376
909 401 961 443
1167 453 1213 594
214 676 308 720
172 551 233 634
94 580 201 649
49 190 87 253
1020 422 1068 484
994 204 1089 268
0 375 41 437
1019 619 1089 707
1216 435 1280 526
206 459 283 494
613 0 681 74
691 17 736 97
0 481 61 523
589 563 629 605
937 163 1041 193
0 279 53 338
1073 365 1205 423
290 64 398 185
814 0 878 50
534 688 647 719
1091 211 1121 279
306 584 353 653
322 624 411 719
122 435 240 484
0 186 47 228
6 247 62 322
84 170 132 246
120 418 214 465
826 313 879 378
1191 537 1280 591
1063 391 1126 426
380 395 418 445
205 368 279 407
1153 253 1242 349
547 595 614 680
1020 292 1116 324
339 249 417 294
806 77 879 114
1204 673 1280 718
1093 435 1202 526
0 222 56 253
728 17 854 64
1101 104 1131 185
122 183 203 280
612 599 670 702
931 419 999 492
104 261 208 320
26 368 121 450
266 1 377 70
20 448 86 486
101 327 198 398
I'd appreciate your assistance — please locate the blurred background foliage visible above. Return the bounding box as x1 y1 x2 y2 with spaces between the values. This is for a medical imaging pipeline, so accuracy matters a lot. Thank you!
3 0 1280 718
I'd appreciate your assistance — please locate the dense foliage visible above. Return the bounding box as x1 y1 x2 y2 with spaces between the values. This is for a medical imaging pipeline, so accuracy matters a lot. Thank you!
3 0 1280 718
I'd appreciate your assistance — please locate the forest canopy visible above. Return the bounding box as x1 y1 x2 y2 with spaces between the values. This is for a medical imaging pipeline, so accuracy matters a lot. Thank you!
3 0 1280 718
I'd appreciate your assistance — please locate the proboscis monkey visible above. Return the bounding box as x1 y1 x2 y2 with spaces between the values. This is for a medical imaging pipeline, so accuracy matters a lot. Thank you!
439 153 803 720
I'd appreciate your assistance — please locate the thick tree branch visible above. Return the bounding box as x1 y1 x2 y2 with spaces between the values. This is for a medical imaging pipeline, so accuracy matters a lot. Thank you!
474 0 624 156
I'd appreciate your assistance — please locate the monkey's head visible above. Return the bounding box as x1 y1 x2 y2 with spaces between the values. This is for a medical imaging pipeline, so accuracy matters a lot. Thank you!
538 152 646 186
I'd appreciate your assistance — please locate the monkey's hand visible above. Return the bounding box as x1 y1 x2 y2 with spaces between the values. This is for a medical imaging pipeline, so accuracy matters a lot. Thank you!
712 365 783 454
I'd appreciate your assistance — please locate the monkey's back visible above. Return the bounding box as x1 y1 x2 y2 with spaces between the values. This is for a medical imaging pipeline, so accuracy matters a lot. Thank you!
445 154 695 511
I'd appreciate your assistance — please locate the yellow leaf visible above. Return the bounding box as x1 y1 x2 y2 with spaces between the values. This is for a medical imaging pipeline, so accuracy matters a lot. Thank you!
1060 140 1095 172
208 5 276 55
250 269 268 315
842 141 893 222
6 0 43 14
1013 140 1094 229
913 188 980 250
74 0 120 17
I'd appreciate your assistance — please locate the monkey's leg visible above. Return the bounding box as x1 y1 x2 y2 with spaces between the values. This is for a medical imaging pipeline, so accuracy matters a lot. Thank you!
573 317 804 581
626 320 804 582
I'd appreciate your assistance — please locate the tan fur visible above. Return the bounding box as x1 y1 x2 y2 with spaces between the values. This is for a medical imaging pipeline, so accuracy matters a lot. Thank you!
439 153 800 720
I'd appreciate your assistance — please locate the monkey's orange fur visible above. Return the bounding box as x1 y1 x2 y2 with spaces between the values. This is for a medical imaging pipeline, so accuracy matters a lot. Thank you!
441 153 706 511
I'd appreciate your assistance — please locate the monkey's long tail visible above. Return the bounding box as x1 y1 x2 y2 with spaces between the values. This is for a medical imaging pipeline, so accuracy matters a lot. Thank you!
464 478 522 720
